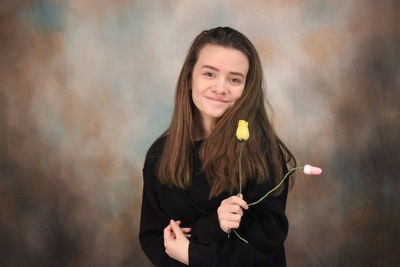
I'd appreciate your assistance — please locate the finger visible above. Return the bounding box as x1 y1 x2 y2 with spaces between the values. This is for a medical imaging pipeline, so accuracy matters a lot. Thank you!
218 211 242 222
222 196 237 205
220 214 241 225
166 224 177 239
181 227 192 233
174 221 191 231
164 224 172 233
230 195 249 210
166 222 177 239
227 205 244 216
228 221 241 229
222 220 240 230
169 220 185 238
219 203 243 216
223 196 247 209
226 213 242 223
184 234 191 238
163 225 173 242
219 214 242 226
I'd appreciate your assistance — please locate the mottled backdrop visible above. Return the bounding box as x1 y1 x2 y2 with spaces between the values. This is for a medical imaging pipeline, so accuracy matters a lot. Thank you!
0 0 398 266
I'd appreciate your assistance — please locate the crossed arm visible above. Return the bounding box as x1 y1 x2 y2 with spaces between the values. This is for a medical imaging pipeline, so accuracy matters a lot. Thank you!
163 194 249 265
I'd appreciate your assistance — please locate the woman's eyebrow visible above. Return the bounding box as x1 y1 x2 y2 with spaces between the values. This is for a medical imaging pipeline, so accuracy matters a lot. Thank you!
201 65 245 78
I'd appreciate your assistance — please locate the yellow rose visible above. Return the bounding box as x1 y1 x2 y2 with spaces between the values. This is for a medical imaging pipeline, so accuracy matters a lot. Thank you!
236 120 249 142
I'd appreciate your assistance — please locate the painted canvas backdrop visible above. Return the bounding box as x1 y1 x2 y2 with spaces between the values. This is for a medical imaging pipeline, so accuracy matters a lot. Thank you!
0 0 398 266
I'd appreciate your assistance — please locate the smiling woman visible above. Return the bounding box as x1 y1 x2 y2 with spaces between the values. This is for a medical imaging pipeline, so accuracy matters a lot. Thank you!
139 27 296 267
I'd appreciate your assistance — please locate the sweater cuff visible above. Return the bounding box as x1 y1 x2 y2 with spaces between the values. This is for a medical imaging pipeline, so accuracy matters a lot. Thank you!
194 212 228 244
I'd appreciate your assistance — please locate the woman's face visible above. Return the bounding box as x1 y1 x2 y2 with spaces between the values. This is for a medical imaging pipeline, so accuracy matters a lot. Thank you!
191 44 249 127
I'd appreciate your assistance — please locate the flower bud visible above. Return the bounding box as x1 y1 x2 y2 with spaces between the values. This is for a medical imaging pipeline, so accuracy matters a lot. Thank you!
303 164 322 175
236 120 249 142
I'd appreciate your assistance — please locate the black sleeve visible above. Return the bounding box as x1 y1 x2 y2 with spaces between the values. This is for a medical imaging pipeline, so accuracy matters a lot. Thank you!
139 166 187 267
188 178 289 267
187 211 228 245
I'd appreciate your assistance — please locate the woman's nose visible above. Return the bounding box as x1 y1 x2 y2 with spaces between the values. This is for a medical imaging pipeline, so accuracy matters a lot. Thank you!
212 78 227 94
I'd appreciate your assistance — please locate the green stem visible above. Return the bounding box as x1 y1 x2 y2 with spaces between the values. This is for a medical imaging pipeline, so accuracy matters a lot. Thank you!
232 229 248 244
237 142 244 196
233 142 303 244
248 167 303 206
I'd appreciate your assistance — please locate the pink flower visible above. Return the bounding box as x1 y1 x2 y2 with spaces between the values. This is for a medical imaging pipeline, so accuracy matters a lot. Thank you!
303 164 322 175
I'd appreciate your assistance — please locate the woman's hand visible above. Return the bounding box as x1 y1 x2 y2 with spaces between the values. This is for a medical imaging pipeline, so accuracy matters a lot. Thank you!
217 193 249 233
163 220 190 265
166 220 192 239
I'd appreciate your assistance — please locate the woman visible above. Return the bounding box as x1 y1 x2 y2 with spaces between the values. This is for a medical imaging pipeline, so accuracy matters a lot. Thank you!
139 27 296 266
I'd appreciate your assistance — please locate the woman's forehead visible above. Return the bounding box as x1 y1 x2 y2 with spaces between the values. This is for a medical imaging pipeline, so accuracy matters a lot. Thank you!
195 44 249 74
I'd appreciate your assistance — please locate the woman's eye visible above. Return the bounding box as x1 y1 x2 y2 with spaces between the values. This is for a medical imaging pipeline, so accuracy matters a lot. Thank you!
232 78 242 84
204 72 214 77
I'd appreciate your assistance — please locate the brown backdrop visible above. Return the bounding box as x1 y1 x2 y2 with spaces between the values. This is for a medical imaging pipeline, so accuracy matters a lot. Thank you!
1 0 399 266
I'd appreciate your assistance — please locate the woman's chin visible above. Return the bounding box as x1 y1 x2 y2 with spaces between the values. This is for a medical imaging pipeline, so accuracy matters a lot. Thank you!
206 109 228 119
207 113 224 120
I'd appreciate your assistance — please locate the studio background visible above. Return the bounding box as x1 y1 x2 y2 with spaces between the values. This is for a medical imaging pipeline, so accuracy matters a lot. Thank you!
1 0 398 266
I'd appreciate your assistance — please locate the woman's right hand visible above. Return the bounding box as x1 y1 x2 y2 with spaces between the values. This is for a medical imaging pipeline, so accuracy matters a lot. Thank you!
217 194 249 233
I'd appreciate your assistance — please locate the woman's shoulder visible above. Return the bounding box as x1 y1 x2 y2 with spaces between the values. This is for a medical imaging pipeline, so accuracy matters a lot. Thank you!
147 134 167 156
143 134 167 171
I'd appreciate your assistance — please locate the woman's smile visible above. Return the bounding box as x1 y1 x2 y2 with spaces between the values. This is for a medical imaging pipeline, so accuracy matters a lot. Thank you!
205 96 228 103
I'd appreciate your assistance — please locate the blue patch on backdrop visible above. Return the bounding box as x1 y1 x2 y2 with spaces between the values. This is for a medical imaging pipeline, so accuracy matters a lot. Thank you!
131 101 172 162
19 0 67 32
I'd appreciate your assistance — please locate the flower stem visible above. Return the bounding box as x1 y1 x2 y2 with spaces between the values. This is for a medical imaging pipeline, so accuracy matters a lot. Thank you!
248 167 303 206
232 167 302 244
237 142 244 196
233 141 303 244
232 229 248 244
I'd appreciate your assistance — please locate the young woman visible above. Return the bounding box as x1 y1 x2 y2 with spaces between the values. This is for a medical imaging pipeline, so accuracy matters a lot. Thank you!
139 27 296 267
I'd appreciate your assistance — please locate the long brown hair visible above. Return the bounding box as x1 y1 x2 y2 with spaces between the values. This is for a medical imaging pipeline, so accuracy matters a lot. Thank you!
155 27 296 198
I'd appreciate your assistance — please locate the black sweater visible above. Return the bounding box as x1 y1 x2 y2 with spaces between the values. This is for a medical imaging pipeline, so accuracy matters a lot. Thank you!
139 137 289 267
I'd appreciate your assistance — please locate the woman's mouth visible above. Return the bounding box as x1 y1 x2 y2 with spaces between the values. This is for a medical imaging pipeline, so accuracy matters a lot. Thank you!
205 96 227 103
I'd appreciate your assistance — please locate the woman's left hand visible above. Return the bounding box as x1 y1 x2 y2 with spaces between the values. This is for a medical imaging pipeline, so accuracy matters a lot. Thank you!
163 219 190 265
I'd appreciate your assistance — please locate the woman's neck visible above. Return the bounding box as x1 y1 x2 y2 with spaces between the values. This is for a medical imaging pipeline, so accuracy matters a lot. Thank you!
193 111 214 140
